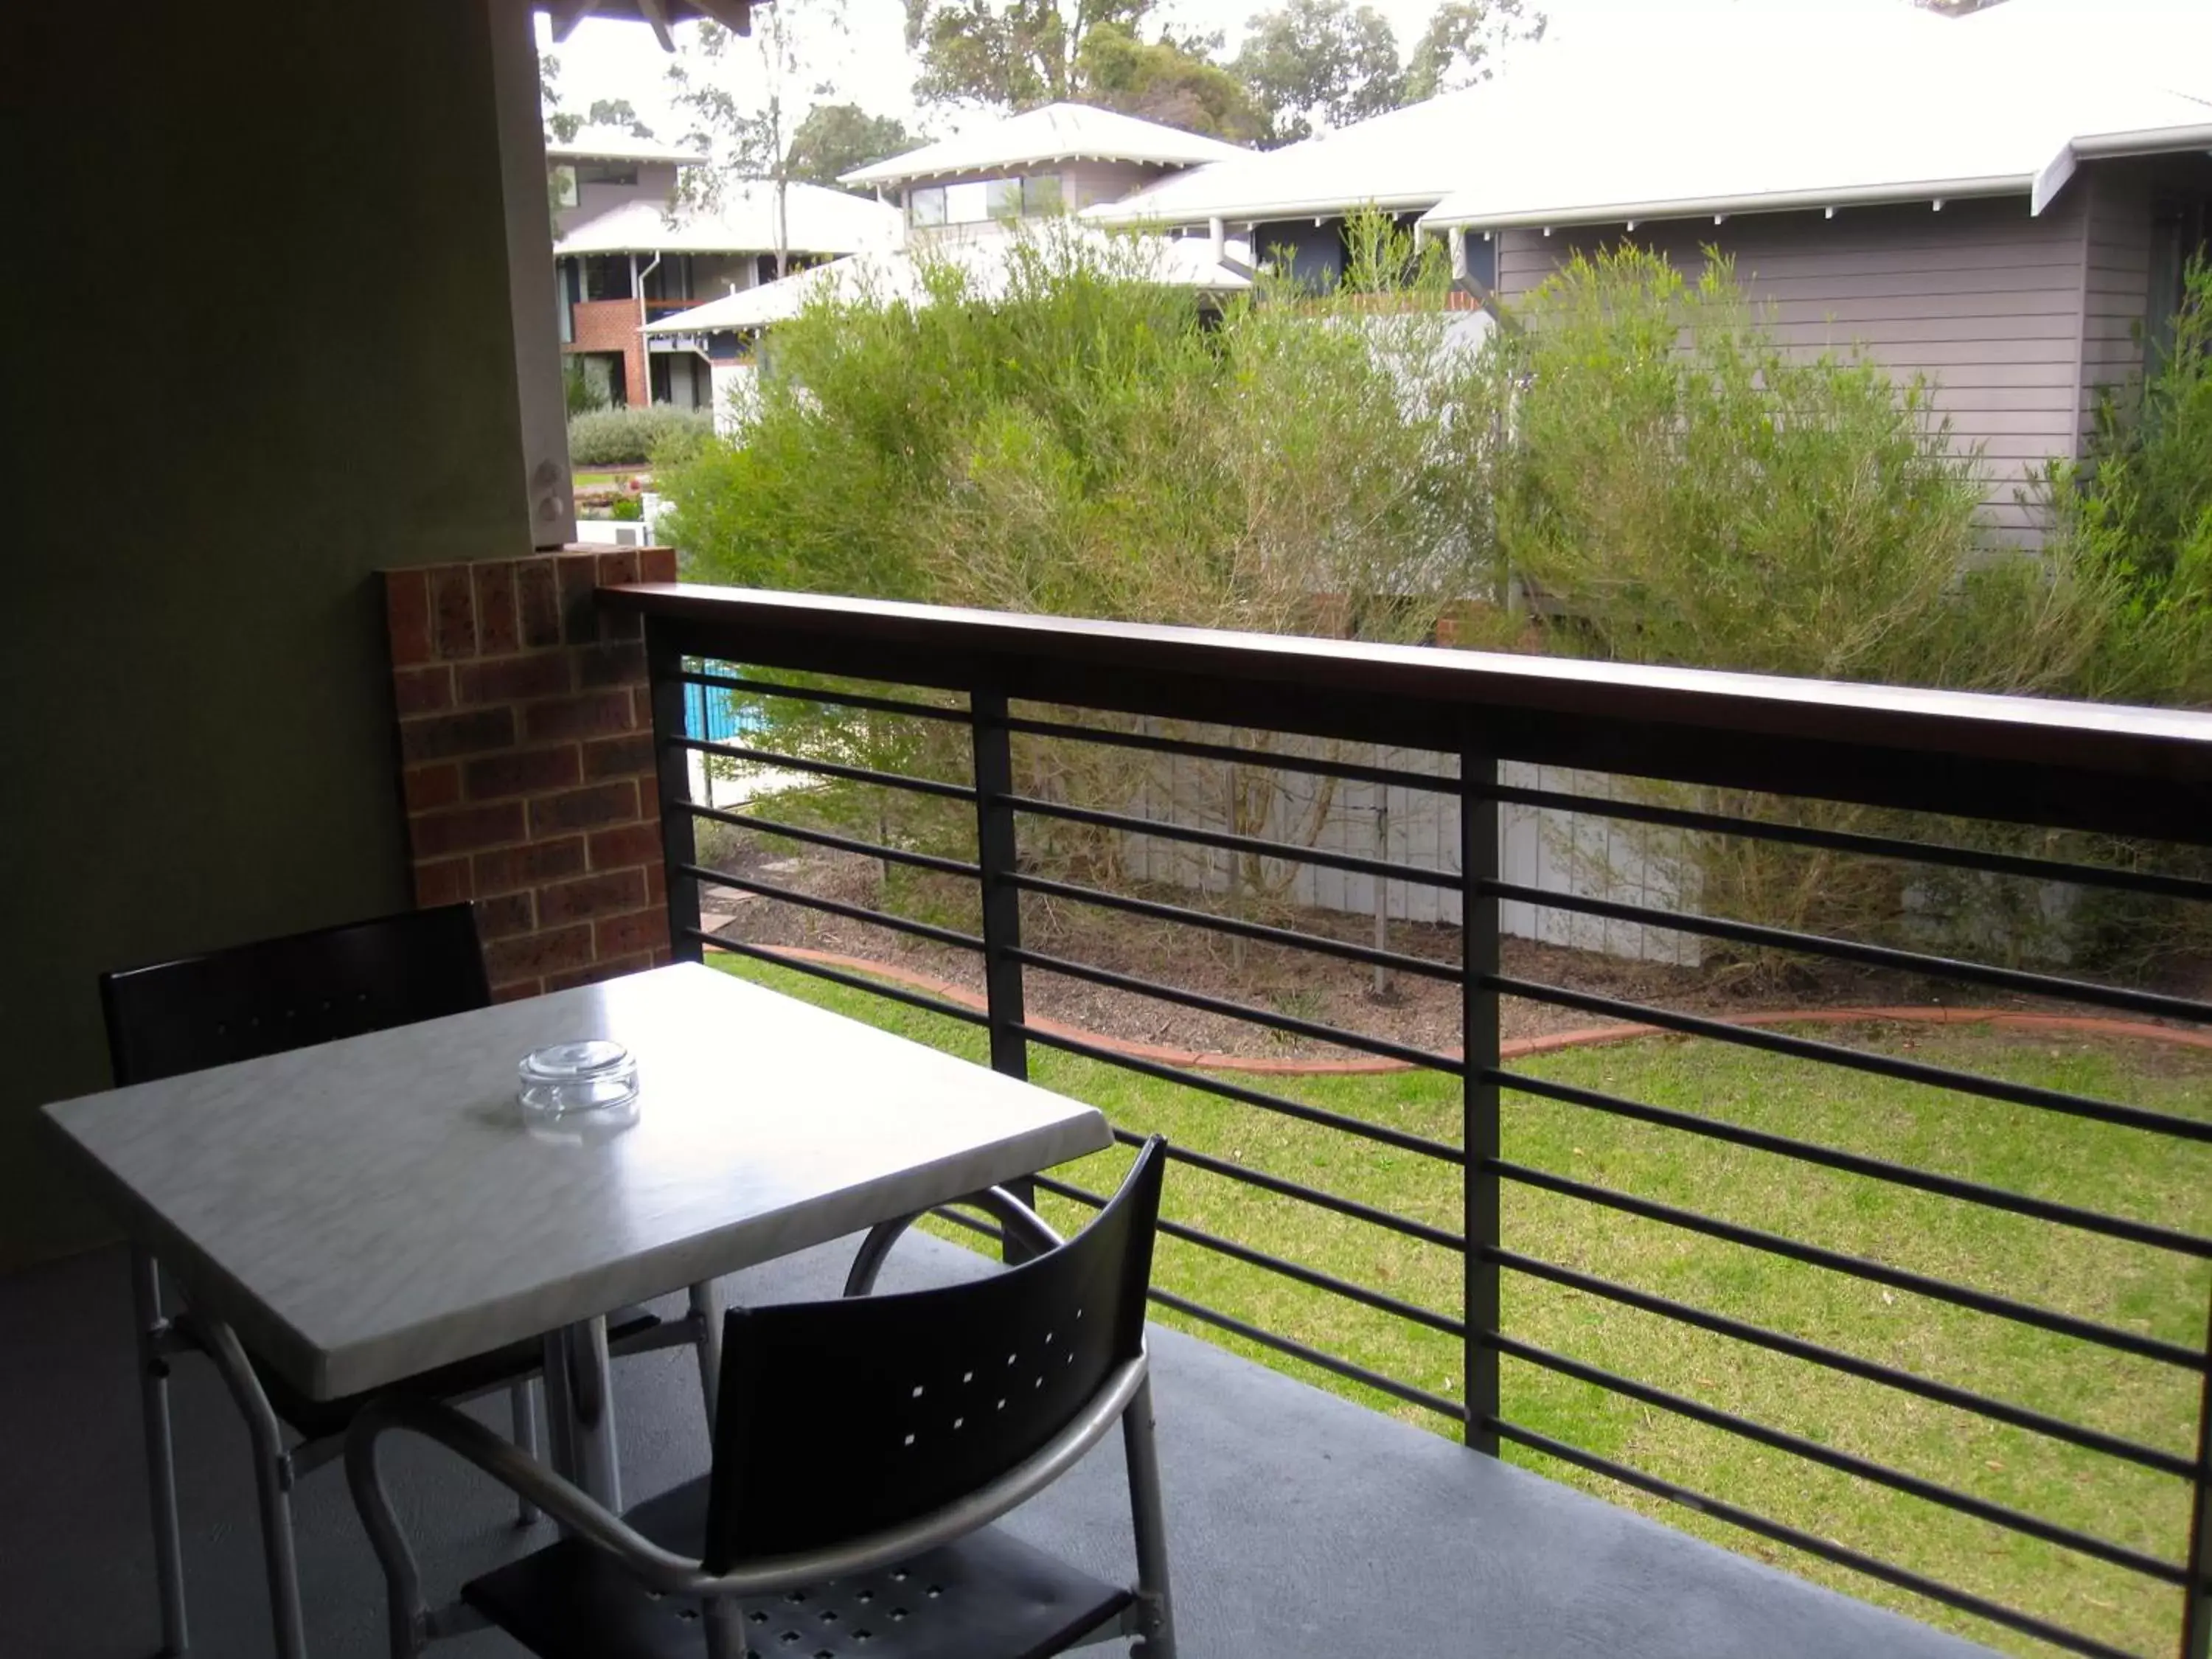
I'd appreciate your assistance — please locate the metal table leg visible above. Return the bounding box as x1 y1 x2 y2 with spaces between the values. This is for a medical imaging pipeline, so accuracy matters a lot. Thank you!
543 1316 621 1512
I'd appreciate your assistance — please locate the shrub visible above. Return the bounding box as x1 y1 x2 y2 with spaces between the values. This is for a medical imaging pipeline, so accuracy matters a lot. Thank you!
567 403 714 467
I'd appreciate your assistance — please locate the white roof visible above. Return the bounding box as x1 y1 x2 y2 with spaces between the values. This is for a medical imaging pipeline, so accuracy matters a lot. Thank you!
641 226 1251 335
554 184 901 258
546 131 708 168
839 102 1250 188
1091 1 2212 236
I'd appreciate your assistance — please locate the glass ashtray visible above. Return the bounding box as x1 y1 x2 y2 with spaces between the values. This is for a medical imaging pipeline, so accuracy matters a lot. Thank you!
518 1040 640 1127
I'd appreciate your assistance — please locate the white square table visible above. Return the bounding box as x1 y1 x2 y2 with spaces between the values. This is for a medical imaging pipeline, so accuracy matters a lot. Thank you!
44 961 1112 1512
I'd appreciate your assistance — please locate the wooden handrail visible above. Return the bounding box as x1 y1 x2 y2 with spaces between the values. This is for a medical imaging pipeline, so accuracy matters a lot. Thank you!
601 582 2212 844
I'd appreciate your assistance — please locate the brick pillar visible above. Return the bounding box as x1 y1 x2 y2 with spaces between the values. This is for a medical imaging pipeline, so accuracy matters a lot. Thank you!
381 546 677 1001
568 298 651 409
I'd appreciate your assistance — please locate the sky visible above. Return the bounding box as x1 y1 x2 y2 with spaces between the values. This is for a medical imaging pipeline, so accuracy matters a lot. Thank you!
535 0 2204 155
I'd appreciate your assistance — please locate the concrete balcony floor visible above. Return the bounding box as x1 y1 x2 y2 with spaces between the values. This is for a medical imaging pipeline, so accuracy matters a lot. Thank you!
0 1233 1991 1658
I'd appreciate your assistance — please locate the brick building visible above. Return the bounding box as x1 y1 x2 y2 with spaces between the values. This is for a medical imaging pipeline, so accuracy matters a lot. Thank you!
551 131 897 407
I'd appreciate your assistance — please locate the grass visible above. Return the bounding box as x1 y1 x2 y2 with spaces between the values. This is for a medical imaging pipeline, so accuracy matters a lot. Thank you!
573 467 641 490
709 952 2212 1658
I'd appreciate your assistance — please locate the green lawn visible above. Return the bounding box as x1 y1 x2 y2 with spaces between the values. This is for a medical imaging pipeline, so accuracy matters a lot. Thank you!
711 953 2212 1658
573 467 641 490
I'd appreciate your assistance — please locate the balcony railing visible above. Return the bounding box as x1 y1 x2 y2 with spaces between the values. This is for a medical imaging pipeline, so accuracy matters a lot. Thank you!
605 581 2212 1659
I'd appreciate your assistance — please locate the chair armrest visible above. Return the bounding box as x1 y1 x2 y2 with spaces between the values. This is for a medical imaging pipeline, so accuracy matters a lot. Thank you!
345 1393 723 1647
844 1184 1067 1297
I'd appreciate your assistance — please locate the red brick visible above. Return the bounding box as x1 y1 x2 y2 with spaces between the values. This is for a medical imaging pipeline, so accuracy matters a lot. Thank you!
403 763 462 813
392 664 453 716
651 947 676 968
630 686 654 729
646 863 667 903
557 553 599 644
599 603 644 643
539 869 648 925
474 561 520 655
524 691 636 744
413 855 472 907
473 892 535 940
474 837 586 894
588 821 662 870
529 781 638 837
581 732 654 782
517 557 563 649
409 801 525 859
491 978 543 1004
463 744 582 801
399 706 515 762
577 642 647 689
594 908 669 959
546 953 653 994
595 549 639 590
484 924 594 983
430 565 477 660
639 546 677 584
456 653 571 706
386 570 432 666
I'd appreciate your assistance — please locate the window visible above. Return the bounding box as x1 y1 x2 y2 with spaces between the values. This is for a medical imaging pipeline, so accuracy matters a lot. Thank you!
577 161 638 187
909 186 946 227
1023 174 1064 217
549 165 579 209
985 177 1023 219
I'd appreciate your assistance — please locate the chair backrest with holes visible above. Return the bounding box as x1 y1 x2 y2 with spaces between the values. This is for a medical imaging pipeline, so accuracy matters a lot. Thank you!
702 1136 1167 1571
99 904 491 1086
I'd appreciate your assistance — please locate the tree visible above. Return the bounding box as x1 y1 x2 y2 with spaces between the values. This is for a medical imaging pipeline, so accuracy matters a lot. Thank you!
1234 0 1402 145
582 97 657 139
784 102 917 188
1402 0 1545 102
669 11 824 277
902 0 1151 109
1076 22 1266 142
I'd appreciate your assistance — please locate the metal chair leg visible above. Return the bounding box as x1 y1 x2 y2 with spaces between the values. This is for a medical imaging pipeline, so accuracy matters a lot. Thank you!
1123 1374 1177 1658
508 1380 540 1526
131 1248 189 1655
196 1315 309 1659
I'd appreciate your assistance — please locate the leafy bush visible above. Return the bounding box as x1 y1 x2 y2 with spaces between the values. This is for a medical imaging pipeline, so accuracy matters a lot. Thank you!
567 403 714 467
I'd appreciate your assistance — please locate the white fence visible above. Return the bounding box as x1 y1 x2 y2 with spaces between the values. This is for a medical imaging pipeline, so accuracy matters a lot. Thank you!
1116 734 1697 965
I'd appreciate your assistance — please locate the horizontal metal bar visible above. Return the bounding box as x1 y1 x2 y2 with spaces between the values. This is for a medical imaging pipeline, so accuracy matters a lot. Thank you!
1486 1419 2136 1659
681 802 981 879
1492 1333 2186 1583
686 931 991 1029
1004 713 1462 796
675 667 970 724
1478 778 2212 907
1013 1022 1465 1164
667 734 976 802
1490 1157 2206 1370
1489 973 2212 1145
1033 1175 1463 1338
1490 1066 2212 1259
1034 1180 1464 1420
1012 945 1462 1073
1486 1247 2200 1479
681 863 984 953
1486 878 2212 1029
1111 1128 1467 1252
1008 872 1462 984
1005 792 1464 891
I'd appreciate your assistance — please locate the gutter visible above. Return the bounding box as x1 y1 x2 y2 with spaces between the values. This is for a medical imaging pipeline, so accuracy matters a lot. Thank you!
1416 172 2036 234
1090 189 1450 231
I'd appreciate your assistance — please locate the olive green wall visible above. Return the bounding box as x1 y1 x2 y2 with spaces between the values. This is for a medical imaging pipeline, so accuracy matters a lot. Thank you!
0 2 533 1267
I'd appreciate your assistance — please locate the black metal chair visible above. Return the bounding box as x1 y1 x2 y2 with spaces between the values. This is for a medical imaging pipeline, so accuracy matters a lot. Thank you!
100 904 708 1659
347 1136 1178 1659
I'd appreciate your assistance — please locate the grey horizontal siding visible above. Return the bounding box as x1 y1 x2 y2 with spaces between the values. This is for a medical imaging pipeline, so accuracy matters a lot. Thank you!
1495 195 2094 540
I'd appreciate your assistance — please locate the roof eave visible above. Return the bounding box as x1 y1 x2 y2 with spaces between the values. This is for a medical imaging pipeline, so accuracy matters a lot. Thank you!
1417 173 2038 233
1091 189 1450 229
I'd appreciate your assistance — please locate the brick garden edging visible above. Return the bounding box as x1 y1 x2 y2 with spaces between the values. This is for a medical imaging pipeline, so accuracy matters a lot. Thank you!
381 547 675 1001
746 945 2212 1073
